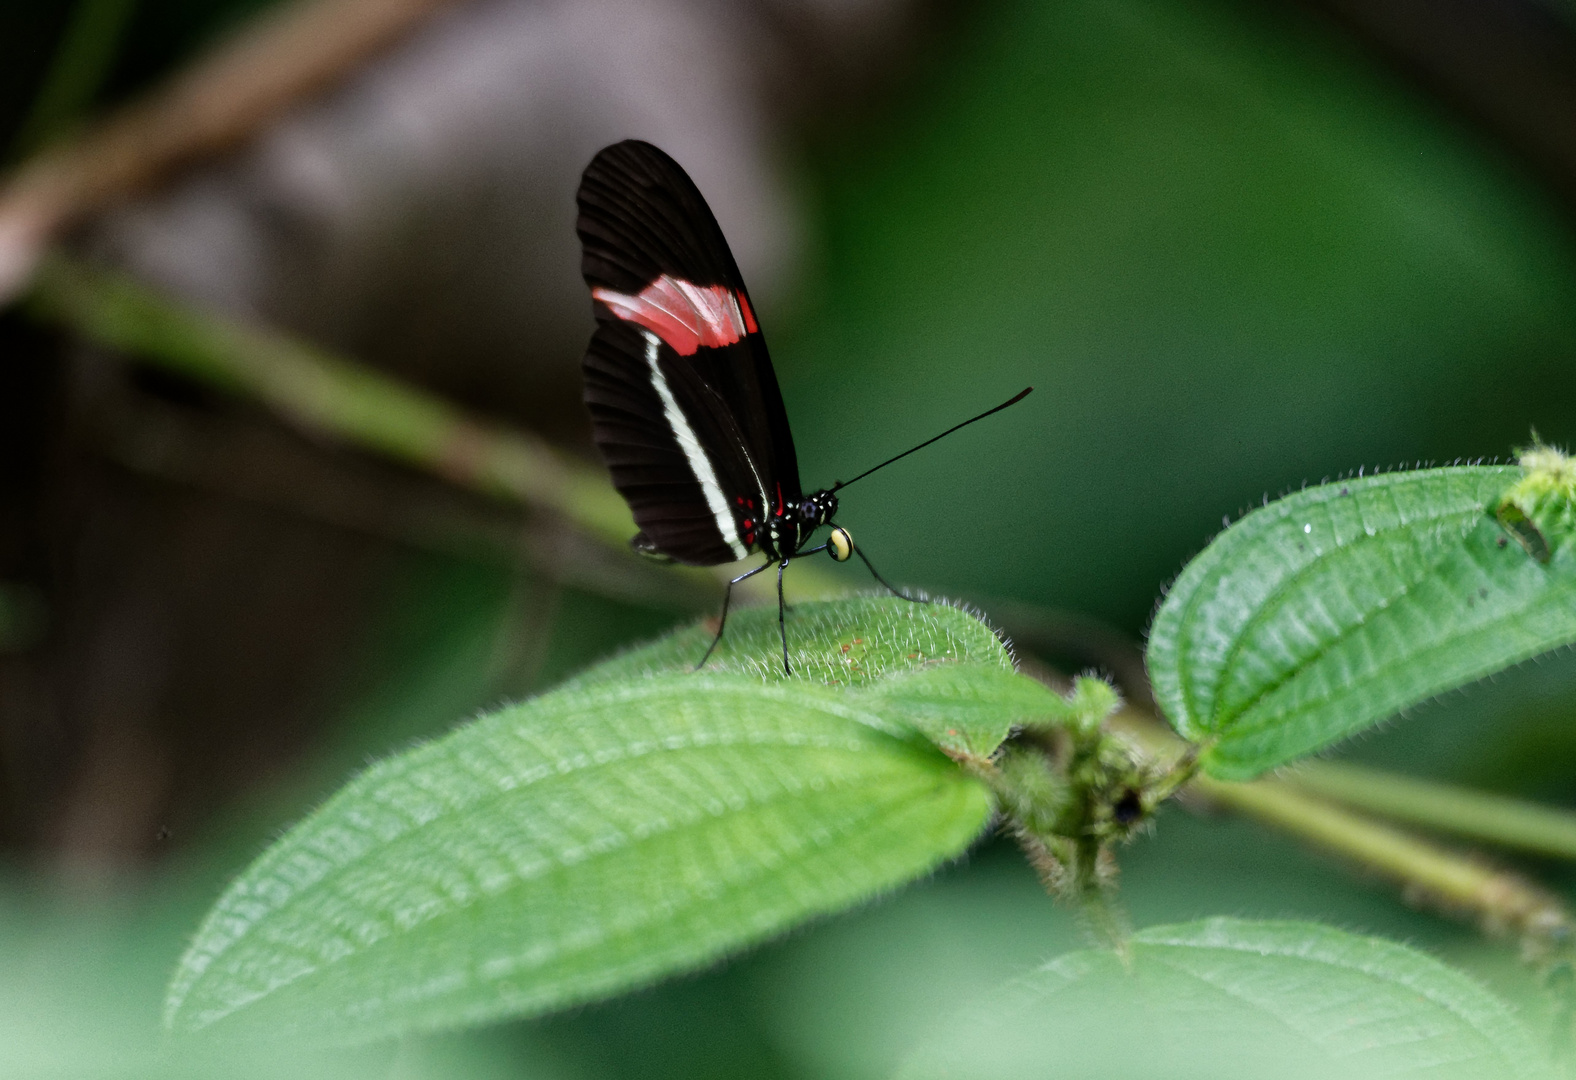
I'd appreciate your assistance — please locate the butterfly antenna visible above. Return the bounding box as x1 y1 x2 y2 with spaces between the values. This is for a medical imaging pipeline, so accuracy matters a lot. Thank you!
831 387 1032 492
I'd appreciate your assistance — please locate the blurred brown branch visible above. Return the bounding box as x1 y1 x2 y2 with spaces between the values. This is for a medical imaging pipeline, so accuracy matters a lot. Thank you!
21 254 843 602
0 0 466 301
26 254 637 545
100 385 713 612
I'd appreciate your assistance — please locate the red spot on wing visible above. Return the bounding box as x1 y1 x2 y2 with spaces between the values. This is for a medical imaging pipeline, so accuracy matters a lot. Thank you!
592 274 754 356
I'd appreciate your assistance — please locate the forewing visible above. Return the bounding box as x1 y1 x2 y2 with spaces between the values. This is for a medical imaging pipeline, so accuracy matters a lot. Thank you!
578 140 739 296
577 140 801 563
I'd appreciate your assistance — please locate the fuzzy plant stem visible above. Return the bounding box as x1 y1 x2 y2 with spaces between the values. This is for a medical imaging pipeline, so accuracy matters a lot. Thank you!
1112 709 1576 955
1193 774 1574 952
1287 760 1576 862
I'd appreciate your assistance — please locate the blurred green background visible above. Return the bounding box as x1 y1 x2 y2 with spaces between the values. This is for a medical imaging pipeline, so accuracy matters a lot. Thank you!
4 0 1576 1074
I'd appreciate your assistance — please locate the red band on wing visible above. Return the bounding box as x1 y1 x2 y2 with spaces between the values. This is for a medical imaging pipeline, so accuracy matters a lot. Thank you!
593 274 754 356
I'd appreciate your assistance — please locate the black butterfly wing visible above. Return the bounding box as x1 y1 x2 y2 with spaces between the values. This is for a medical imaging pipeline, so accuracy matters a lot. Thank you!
577 140 801 566
583 319 770 564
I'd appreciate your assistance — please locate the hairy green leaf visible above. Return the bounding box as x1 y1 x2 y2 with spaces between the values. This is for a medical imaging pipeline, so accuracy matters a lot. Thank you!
164 672 991 1043
1148 465 1576 778
900 918 1553 1080
570 595 1014 688
855 664 1070 757
572 597 1044 757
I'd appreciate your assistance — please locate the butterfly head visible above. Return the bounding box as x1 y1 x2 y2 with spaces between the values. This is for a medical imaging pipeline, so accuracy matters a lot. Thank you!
794 490 849 561
798 490 838 530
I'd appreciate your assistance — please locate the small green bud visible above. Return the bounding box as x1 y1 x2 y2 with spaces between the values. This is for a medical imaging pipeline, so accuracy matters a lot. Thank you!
1497 442 1576 563
994 749 1071 835
1068 676 1120 736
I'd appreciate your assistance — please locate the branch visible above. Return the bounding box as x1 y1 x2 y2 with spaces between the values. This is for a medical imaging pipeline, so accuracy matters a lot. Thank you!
0 0 465 301
21 254 844 601
26 255 624 534
1111 708 1576 955
1287 760 1576 862
1192 774 1573 950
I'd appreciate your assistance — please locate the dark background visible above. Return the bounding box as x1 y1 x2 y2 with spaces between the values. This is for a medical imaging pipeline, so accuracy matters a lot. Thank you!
3 0 1576 1075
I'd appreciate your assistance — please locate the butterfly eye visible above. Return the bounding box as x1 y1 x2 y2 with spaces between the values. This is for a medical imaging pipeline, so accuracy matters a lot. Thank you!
828 527 853 563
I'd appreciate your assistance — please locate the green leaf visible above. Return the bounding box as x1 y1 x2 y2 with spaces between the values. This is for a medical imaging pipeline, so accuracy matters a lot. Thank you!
899 918 1554 1080
572 596 1044 757
164 672 991 1043
569 595 1015 689
1147 465 1576 778
854 664 1071 757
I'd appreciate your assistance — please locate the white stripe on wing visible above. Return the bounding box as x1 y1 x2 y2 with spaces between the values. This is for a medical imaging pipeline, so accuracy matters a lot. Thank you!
642 330 748 560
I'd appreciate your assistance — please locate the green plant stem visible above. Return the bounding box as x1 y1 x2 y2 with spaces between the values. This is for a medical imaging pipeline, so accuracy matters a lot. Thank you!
22 253 842 600
1073 835 1130 954
1147 746 1199 805
1287 760 1576 862
1110 709 1576 952
1013 603 1576 864
1194 774 1573 948
9 0 140 160
27 254 629 537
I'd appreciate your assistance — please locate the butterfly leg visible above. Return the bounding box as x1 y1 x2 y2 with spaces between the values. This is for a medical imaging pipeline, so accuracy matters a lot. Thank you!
697 560 774 669
777 558 793 675
853 543 928 604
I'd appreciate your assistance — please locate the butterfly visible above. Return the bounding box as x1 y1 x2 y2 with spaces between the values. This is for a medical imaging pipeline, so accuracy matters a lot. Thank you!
576 139 1029 674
